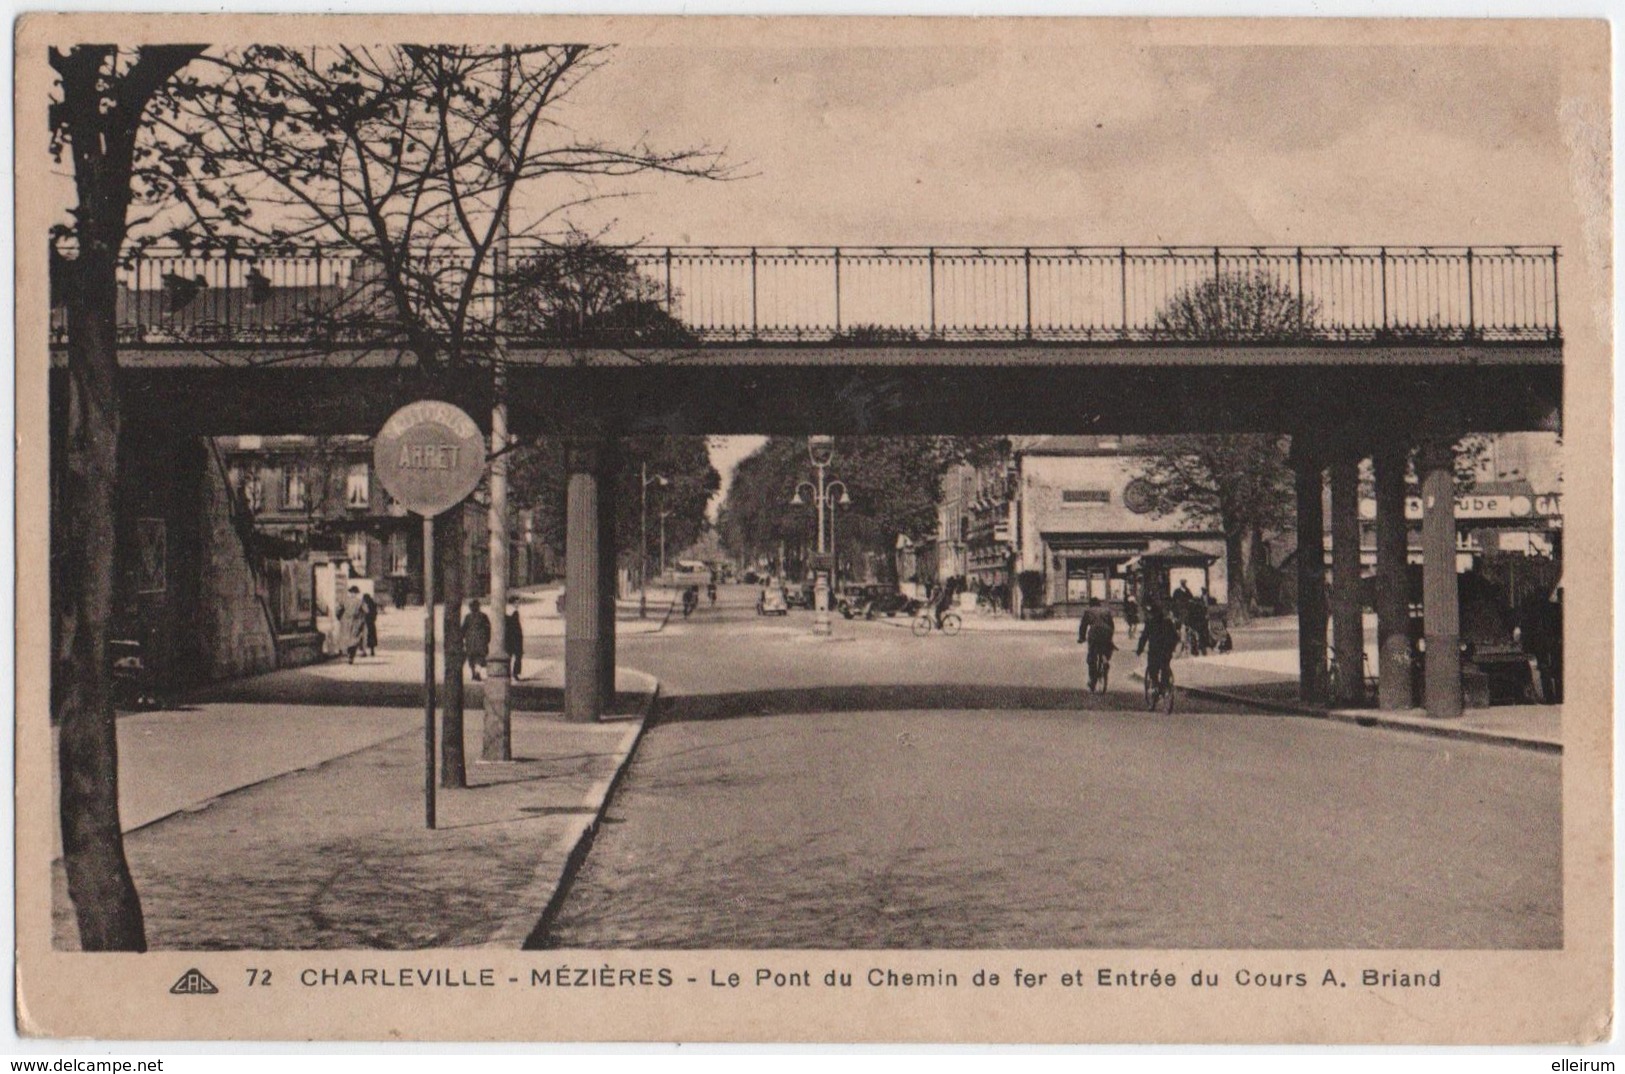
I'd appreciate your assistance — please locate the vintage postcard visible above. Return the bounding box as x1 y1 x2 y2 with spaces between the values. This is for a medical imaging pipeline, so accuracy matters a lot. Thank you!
14 13 1612 1044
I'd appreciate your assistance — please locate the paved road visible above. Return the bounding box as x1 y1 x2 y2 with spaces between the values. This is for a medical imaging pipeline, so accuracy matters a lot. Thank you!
538 586 1561 950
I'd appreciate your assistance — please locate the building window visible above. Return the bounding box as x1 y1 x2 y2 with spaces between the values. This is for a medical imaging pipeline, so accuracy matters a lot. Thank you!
1061 489 1110 505
283 468 307 511
241 470 264 513
346 531 369 574
388 531 409 576
346 462 370 509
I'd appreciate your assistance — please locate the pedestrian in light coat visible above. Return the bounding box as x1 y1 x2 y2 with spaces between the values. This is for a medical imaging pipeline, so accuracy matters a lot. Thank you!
337 585 368 664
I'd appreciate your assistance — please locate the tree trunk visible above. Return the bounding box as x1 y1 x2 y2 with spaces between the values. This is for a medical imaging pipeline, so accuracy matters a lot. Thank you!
57 250 147 951
50 40 207 953
438 509 466 788
1225 523 1258 627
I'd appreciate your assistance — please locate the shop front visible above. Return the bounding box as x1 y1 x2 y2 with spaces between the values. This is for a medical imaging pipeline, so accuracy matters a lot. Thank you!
1044 537 1147 618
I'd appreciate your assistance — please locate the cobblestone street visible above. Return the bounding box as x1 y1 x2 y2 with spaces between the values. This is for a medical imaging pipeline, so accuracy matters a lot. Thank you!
544 589 1561 949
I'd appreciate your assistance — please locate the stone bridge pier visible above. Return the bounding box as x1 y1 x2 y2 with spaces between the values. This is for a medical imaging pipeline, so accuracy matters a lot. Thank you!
1292 426 1468 719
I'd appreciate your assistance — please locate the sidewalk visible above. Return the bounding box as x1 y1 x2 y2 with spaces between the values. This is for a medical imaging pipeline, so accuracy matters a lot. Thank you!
52 643 659 950
1135 645 1562 753
883 607 1559 751
379 585 676 643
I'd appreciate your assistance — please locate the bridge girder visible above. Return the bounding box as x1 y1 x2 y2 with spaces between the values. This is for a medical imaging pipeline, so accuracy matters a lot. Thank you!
73 342 1562 440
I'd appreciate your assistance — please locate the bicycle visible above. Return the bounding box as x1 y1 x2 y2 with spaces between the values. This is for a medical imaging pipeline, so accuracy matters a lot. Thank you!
1087 646 1113 693
1304 639 1376 705
911 610 962 637
1143 661 1176 713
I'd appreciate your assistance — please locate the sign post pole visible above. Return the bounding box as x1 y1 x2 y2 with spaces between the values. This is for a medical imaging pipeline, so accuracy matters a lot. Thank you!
374 400 487 830
423 514 437 830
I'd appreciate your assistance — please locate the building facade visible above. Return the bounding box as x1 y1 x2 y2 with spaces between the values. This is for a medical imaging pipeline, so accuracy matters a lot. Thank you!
917 436 1229 618
216 434 556 650
1013 437 1227 618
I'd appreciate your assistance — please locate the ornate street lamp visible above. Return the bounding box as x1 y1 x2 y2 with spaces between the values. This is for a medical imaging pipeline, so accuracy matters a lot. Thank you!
639 463 667 616
791 436 850 636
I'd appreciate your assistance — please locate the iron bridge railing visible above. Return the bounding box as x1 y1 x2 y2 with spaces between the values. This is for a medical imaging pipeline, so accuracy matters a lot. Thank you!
51 244 1561 347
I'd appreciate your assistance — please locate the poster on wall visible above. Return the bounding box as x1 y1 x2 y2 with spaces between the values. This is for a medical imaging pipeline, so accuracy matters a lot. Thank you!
133 517 166 594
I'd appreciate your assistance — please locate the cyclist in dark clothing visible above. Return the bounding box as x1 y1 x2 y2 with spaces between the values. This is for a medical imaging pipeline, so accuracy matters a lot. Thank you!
1077 597 1116 692
1137 603 1181 695
932 578 959 629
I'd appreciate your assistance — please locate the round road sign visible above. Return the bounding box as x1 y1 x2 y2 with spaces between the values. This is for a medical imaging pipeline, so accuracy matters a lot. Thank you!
373 401 486 517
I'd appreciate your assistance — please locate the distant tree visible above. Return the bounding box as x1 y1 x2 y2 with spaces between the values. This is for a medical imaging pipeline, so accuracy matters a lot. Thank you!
508 229 695 347
1134 271 1316 622
509 436 719 575
1153 269 1318 341
49 43 207 953
718 437 1000 582
1131 435 1294 623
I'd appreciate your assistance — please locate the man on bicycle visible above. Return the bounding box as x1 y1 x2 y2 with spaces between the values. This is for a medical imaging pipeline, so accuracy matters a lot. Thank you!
1077 597 1116 692
931 578 959 630
1137 602 1180 697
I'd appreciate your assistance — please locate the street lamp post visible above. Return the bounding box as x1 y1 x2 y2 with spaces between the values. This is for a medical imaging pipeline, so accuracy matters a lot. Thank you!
639 463 667 617
658 509 674 579
791 435 850 637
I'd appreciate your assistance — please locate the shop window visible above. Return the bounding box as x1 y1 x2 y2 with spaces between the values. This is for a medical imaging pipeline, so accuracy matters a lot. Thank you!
283 468 307 511
346 462 370 509
388 531 409 576
241 470 264 513
346 531 369 574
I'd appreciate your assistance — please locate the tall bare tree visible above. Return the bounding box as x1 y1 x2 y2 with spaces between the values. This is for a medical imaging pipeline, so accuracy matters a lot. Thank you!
50 43 207 951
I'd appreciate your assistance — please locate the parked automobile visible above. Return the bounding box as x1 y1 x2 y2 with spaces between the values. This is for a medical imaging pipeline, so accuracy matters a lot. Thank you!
757 586 789 616
838 584 886 619
785 581 814 610
862 590 921 619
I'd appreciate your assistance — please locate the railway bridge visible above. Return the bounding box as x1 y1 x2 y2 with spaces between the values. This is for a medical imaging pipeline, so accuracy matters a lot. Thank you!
49 244 1563 720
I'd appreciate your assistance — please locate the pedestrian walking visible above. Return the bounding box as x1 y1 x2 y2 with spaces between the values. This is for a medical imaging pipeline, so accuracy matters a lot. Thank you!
360 590 378 657
337 585 367 664
1184 599 1211 657
462 599 492 681
1123 595 1140 639
1517 588 1562 704
505 597 524 681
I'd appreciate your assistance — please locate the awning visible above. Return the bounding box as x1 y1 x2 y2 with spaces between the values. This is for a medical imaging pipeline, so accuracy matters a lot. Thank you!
1141 542 1218 565
1056 547 1143 561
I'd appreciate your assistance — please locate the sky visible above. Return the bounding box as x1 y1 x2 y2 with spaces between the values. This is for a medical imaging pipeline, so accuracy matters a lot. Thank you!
539 31 1593 252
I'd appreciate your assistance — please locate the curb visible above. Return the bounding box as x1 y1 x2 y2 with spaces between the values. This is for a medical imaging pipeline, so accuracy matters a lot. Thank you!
618 597 676 634
1129 671 1561 754
866 614 1073 636
508 681 660 950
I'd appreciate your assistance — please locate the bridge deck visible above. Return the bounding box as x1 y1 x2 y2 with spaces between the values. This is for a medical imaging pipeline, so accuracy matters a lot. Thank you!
52 245 1561 349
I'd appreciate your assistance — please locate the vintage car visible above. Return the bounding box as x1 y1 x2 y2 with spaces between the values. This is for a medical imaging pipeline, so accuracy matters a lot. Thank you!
837 584 885 619
756 586 789 616
860 589 922 620
784 581 815 609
